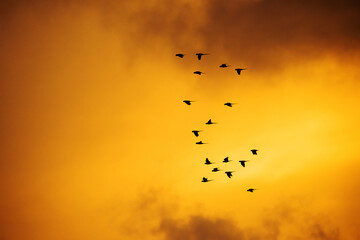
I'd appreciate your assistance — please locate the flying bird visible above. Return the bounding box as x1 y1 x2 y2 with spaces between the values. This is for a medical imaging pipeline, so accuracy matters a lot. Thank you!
225 171 234 178
192 130 201 137
239 160 248 167
205 158 213 165
175 53 185 58
223 157 231 163
196 53 208 60
247 188 257 192
219 64 230 68
202 177 212 182
205 119 216 125
224 102 236 107
235 68 246 75
183 100 194 105
196 141 207 145
251 149 258 155
193 71 204 75
212 167 220 172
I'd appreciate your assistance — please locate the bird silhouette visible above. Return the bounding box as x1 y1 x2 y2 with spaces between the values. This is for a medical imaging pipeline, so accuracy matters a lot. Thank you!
247 188 257 192
224 102 236 107
235 68 246 75
205 158 213 165
175 53 185 58
225 171 234 178
239 160 248 167
193 71 204 75
196 53 208 60
192 130 201 137
223 157 232 163
251 149 258 155
212 167 220 172
202 177 212 182
196 141 207 145
205 119 216 125
183 100 194 105
219 64 230 68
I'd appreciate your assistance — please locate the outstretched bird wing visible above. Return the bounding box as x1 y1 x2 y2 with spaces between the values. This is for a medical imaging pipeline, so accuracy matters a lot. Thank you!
206 119 215 124
225 172 233 178
225 102 236 107
251 149 258 155
235 68 246 75
192 131 199 137
196 53 208 60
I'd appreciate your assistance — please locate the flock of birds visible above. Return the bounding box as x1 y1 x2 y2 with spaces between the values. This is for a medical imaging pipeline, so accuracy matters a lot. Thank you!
176 53 247 76
177 52 258 193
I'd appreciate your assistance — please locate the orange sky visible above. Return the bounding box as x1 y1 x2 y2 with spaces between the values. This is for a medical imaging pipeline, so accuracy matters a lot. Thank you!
1 1 360 239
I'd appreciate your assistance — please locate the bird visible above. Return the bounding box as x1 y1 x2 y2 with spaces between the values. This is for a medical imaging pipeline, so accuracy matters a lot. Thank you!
202 177 212 182
196 53 208 60
196 141 207 144
224 102 236 107
251 149 258 155
235 68 246 75
205 119 216 125
239 160 248 167
247 188 257 192
205 158 213 165
219 64 230 68
193 71 204 75
192 130 201 137
175 53 185 58
183 100 194 105
225 171 233 178
212 167 220 172
223 157 231 163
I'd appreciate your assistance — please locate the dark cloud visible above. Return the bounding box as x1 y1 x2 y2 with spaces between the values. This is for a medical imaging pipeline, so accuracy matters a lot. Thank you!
157 209 340 240
3 0 359 69
310 223 340 240
120 190 341 240
159 216 245 240
117 0 360 70
195 0 360 67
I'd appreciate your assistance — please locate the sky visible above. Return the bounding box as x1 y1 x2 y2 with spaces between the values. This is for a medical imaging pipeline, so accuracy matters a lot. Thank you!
1 0 360 239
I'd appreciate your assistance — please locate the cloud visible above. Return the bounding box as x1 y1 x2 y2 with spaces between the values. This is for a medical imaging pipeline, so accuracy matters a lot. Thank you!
118 0 360 69
157 207 340 240
3 0 359 70
159 216 244 240
120 189 342 240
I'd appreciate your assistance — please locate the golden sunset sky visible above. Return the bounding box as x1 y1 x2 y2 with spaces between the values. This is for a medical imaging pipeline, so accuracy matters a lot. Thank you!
1 0 360 239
